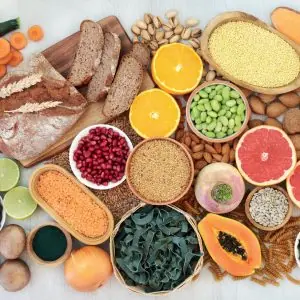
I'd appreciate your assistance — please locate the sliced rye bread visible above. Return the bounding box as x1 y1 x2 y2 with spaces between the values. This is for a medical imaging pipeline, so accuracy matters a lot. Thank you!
86 32 121 102
103 54 143 118
130 42 150 68
68 20 104 86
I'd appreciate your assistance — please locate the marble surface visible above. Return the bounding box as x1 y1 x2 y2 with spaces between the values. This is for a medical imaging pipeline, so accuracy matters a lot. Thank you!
1 0 300 299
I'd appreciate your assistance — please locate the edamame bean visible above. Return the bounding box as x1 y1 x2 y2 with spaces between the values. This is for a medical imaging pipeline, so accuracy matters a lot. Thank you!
230 90 240 99
191 107 200 118
205 131 216 138
197 104 206 112
228 119 235 129
195 118 202 125
222 87 230 101
204 102 212 111
216 132 226 139
215 122 222 133
211 100 220 112
193 94 200 102
215 85 224 91
230 106 237 113
199 90 208 98
218 109 226 116
219 116 229 126
221 126 228 133
199 98 209 104
191 101 197 108
204 87 212 93
226 100 237 107
235 115 242 125
207 121 217 131
237 98 243 105
237 103 245 115
208 111 218 118
214 95 223 102
225 111 232 118
227 128 234 135
200 111 207 122
201 123 208 130
206 116 212 124
233 126 240 132
196 124 202 130
209 90 217 99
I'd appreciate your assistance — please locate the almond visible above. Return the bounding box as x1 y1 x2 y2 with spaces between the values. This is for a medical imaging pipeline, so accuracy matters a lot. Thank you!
189 132 201 143
221 152 229 163
266 102 287 118
136 20 148 30
229 149 235 163
205 144 217 154
184 135 192 147
249 96 265 115
212 153 222 161
191 141 197 147
203 152 212 163
175 129 184 140
192 144 204 152
194 168 200 177
192 151 204 160
213 143 222 154
221 143 230 155
195 160 208 170
233 139 239 151
264 118 282 129
249 119 264 128
278 92 300 108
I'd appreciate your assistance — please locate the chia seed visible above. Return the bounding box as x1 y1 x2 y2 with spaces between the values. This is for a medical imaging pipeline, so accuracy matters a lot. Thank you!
249 187 289 227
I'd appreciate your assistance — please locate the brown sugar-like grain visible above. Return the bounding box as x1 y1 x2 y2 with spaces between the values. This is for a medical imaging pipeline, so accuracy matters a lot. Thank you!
37 170 109 238
128 140 192 202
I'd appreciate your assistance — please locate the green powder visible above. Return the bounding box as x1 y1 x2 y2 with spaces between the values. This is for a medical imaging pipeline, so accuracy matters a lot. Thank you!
32 226 67 261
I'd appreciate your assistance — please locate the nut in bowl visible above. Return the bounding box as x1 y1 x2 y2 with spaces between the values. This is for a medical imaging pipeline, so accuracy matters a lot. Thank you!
245 186 293 231
186 80 250 143
70 124 133 190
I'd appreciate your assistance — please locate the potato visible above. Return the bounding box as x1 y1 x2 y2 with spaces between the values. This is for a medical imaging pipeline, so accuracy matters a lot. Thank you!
249 96 265 115
289 134 300 150
0 259 30 292
278 92 300 108
249 119 264 128
283 109 300 134
0 225 26 259
264 118 282 129
257 93 276 104
266 102 287 118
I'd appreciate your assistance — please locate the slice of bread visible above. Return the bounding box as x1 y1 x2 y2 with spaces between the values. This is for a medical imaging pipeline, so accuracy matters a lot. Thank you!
68 20 104 86
103 54 143 118
86 32 121 102
130 42 150 68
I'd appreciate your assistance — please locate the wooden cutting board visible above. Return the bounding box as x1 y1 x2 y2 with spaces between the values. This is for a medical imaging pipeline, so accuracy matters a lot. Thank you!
21 16 154 167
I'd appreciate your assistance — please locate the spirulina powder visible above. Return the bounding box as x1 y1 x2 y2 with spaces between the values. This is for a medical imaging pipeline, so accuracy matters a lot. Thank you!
32 226 67 261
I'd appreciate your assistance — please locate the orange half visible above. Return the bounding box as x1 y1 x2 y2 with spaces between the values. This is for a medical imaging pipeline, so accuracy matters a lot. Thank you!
129 88 180 138
151 43 203 95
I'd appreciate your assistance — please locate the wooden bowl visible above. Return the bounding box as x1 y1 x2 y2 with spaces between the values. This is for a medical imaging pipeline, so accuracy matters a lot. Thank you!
110 203 204 296
29 164 114 245
27 222 72 267
186 80 251 143
245 186 293 231
125 138 194 205
200 11 300 95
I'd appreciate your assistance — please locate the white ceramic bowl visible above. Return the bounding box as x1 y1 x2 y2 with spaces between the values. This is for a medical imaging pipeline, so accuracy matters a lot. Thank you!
69 124 133 190
0 195 6 231
295 232 300 268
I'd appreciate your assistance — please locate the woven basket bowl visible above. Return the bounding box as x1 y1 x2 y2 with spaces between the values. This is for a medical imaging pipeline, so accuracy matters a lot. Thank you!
110 202 204 296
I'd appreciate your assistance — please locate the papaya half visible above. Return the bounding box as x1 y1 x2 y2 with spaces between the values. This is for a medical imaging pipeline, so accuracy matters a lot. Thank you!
198 213 261 276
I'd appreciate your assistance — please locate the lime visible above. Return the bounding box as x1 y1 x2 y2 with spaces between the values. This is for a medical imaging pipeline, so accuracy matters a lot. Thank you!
3 186 37 220
0 158 20 192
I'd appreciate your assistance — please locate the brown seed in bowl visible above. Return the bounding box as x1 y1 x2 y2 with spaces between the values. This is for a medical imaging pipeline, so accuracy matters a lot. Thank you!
264 118 282 129
249 119 264 128
266 102 287 118
257 94 276 104
249 96 266 115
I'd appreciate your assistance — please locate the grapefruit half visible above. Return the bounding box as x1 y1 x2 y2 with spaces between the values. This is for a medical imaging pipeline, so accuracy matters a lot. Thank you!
236 125 296 186
287 161 300 208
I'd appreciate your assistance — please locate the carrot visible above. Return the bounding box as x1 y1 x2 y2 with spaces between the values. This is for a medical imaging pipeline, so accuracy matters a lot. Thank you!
10 32 27 50
0 51 12 64
8 49 23 67
0 38 10 58
0 65 7 78
28 25 44 41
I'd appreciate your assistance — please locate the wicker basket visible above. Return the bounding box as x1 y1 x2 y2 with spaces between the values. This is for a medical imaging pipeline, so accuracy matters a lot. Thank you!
110 202 204 296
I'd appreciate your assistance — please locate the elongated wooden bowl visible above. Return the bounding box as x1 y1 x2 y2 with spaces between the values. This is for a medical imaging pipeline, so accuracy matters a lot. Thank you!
29 164 114 245
125 138 194 205
27 222 72 267
186 80 251 143
245 185 293 231
200 11 300 94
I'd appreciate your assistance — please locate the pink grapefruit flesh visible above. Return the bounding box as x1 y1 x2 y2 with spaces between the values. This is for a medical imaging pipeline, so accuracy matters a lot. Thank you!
287 162 300 208
236 126 296 186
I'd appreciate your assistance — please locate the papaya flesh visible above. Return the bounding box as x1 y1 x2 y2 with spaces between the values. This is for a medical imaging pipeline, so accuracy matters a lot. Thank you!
198 213 261 276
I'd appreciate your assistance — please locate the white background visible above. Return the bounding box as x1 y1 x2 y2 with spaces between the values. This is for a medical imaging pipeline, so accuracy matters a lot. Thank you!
1 0 300 299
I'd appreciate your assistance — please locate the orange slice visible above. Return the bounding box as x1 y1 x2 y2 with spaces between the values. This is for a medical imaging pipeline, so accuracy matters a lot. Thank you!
151 43 203 95
129 88 180 138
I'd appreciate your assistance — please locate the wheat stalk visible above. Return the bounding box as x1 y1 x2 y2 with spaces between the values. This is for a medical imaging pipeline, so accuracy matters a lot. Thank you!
4 101 63 113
